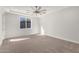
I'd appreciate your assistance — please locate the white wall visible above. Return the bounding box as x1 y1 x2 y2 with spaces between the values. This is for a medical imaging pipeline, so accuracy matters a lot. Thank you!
4 12 41 38
0 9 3 46
0 8 5 45
40 6 79 43
0 9 3 39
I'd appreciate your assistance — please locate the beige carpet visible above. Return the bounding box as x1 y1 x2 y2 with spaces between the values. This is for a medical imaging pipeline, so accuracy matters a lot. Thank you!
0 35 79 53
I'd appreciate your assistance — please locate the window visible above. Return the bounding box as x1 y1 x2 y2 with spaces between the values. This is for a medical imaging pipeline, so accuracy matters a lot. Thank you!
19 16 31 29
27 19 31 28
20 16 26 29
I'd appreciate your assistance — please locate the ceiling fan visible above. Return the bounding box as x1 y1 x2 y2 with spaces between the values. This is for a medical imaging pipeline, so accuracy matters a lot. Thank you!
26 6 47 16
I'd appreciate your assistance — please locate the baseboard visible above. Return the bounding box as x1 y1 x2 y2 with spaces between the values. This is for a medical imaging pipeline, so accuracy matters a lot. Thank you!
45 34 79 44
4 33 40 39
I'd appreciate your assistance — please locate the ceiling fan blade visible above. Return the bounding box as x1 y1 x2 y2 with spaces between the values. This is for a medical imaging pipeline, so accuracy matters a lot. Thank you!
37 6 42 10
42 11 46 14
31 6 36 10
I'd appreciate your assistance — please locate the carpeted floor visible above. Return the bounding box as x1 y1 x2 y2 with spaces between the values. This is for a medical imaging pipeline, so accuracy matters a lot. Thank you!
0 34 79 53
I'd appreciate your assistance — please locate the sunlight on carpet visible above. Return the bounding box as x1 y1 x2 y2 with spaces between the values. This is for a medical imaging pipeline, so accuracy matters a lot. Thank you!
9 38 30 42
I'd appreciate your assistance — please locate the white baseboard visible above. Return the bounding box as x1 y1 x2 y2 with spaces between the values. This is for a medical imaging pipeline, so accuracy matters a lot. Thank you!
45 34 79 44
4 33 40 39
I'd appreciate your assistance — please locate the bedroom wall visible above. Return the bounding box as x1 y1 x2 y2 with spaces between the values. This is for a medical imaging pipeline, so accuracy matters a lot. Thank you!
4 12 41 38
0 9 3 40
40 6 79 43
0 8 5 45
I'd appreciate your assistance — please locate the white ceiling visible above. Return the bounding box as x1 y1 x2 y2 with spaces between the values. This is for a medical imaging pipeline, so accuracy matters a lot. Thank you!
2 6 70 17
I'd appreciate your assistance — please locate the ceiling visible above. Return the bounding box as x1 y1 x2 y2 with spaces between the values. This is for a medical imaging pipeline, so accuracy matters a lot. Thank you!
2 6 69 17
